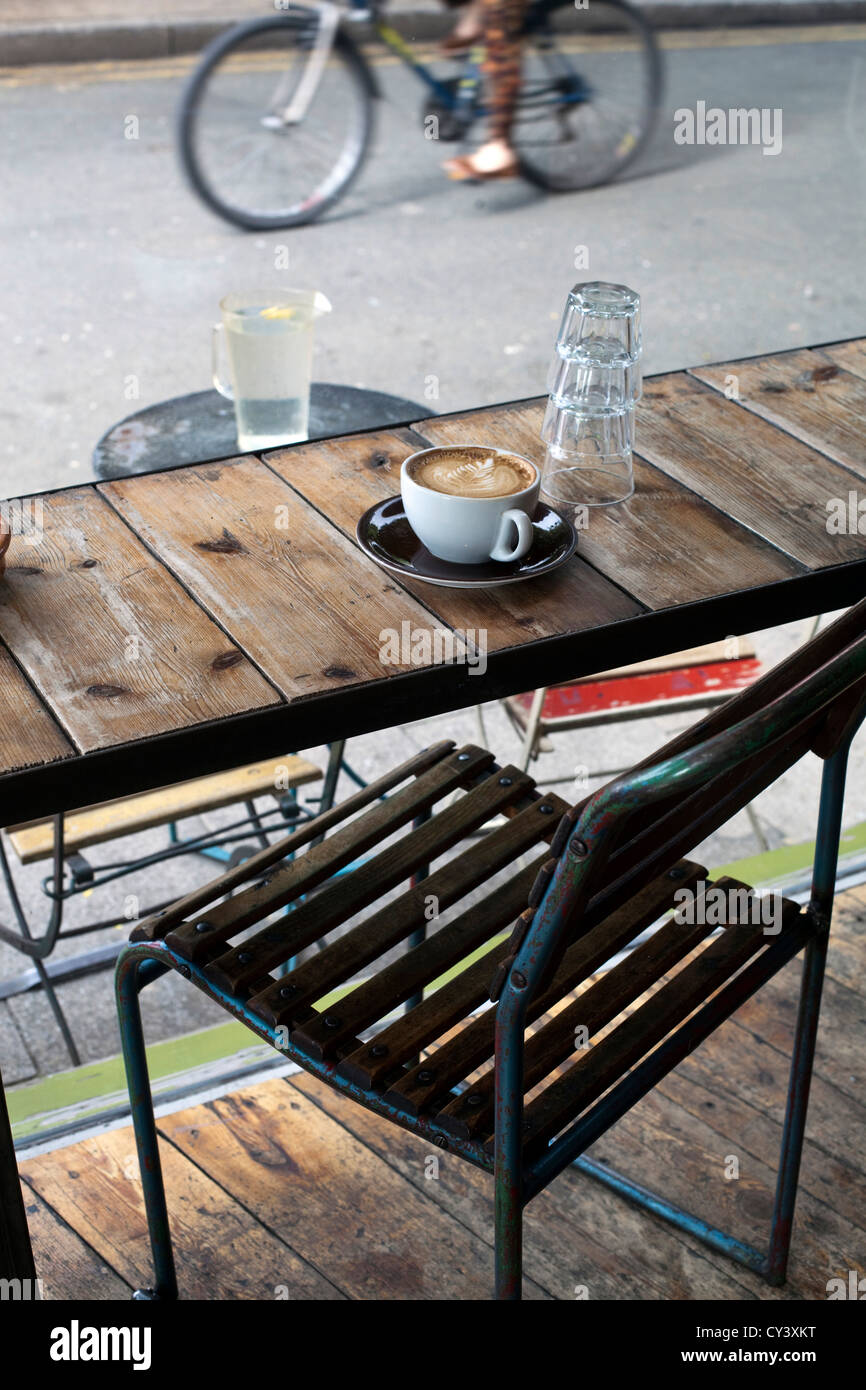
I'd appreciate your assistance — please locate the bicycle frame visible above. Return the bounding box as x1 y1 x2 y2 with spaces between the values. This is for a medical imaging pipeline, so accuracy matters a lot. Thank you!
348 0 592 119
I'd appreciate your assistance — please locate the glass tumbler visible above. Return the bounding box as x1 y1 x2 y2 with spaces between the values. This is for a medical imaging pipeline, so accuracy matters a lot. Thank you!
555 281 642 401
540 401 635 508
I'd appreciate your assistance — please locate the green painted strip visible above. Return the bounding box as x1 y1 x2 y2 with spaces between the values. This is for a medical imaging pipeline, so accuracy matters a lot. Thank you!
711 819 866 887
8 1020 251 1126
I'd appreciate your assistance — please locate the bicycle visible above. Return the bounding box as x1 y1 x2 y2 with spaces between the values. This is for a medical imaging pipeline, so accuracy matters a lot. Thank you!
178 0 662 230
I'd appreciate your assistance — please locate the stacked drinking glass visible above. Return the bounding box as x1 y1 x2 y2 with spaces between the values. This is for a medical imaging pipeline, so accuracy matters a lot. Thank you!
540 282 641 508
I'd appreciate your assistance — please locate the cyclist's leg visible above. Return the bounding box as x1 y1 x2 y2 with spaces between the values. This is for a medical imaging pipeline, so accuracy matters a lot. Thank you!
443 0 527 179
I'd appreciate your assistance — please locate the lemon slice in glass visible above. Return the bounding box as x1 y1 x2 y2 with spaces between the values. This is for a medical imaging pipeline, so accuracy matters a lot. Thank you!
260 305 297 320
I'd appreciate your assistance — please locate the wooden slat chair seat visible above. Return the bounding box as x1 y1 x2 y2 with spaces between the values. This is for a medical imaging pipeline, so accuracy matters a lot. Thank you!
117 601 866 1300
5 754 321 865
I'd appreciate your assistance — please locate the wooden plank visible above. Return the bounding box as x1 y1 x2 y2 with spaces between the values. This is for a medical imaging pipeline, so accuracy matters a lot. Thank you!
101 455 454 699
221 761 534 998
385 861 707 1118
264 428 643 646
590 1084 865 1299
638 371 866 566
441 878 733 1142
662 1010 866 1174
6 752 321 863
821 338 866 383
521 908 801 1152
586 637 757 680
729 963 865 1106
166 743 493 967
20 1122 341 1300
692 347 866 478
284 794 566 1052
413 401 805 608
0 487 278 752
335 858 546 1079
159 1078 548 1299
0 644 73 781
657 1064 866 1237
20 1183 131 1300
290 1072 772 1301
825 881 866 993
134 739 455 945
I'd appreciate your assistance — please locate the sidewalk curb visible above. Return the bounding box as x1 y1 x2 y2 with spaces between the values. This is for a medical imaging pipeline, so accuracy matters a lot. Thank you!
1 3 864 68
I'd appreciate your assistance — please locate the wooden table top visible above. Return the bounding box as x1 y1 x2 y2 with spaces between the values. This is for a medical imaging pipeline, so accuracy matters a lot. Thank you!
2 338 866 823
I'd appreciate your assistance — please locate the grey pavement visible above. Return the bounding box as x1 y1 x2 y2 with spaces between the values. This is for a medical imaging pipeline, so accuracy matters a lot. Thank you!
1 24 865 1084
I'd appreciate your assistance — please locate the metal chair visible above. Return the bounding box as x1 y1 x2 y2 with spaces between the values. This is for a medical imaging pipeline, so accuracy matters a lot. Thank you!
117 601 866 1300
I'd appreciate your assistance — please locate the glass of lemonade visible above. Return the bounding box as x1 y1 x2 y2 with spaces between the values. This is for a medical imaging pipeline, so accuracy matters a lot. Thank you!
213 288 331 451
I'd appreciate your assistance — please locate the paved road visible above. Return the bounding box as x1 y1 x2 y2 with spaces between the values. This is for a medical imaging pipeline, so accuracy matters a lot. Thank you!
0 23 864 493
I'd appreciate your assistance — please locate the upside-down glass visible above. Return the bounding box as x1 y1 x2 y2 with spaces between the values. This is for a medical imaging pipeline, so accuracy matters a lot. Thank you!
540 401 635 508
212 288 332 451
546 348 638 415
555 281 642 401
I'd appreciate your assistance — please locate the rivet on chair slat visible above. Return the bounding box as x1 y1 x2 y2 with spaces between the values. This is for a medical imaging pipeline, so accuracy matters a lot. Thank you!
166 743 494 964
255 794 570 1042
133 739 457 944
517 895 803 1155
206 763 535 996
384 859 707 1118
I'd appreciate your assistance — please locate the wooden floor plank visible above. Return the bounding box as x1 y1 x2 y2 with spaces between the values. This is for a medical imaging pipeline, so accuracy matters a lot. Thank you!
657 1067 866 1236
637 371 866 567
0 488 279 752
826 880 866 995
591 1087 864 1299
732 958 865 1104
265 427 643 648
692 346 866 478
821 338 866 383
158 1079 550 1300
671 1019 866 1175
288 1071 762 1301
21 1124 341 1300
101 456 450 698
411 400 805 609
21 1182 131 1300
0 644 73 781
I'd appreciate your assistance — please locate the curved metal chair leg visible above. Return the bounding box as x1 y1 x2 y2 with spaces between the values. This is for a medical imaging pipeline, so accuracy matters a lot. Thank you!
116 946 178 1301
0 823 82 1065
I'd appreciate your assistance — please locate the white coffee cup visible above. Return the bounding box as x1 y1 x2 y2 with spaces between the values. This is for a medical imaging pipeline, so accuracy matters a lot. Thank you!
401 446 540 565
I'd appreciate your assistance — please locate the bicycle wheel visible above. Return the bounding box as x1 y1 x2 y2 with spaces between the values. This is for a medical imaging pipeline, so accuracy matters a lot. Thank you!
512 0 662 192
178 13 376 230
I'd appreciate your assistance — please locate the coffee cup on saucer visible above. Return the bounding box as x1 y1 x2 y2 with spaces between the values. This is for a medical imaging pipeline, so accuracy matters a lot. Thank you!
400 445 540 565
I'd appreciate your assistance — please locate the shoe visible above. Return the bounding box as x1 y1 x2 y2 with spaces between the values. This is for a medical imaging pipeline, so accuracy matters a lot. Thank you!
443 153 519 182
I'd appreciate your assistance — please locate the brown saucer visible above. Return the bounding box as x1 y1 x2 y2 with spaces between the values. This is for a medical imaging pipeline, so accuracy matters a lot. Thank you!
355 497 577 588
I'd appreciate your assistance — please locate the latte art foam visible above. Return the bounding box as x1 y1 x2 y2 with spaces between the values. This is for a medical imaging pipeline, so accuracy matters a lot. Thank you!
410 448 535 499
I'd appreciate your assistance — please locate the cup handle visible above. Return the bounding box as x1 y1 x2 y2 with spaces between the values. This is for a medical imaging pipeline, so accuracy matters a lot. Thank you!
212 323 233 400
490 508 533 563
